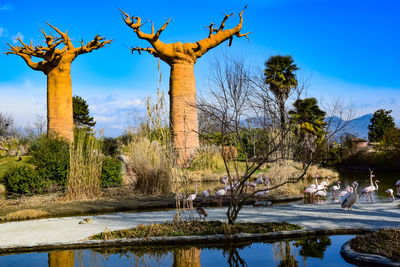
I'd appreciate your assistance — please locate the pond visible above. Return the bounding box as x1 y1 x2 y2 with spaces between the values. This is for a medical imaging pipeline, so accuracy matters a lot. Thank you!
0 235 358 266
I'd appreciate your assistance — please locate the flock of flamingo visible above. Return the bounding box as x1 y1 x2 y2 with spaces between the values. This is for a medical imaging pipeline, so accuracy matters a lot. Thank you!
180 171 400 219
303 172 400 210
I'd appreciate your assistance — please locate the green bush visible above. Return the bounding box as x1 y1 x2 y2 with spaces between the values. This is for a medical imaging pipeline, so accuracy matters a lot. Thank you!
28 135 70 187
102 137 119 156
3 166 49 195
101 157 122 188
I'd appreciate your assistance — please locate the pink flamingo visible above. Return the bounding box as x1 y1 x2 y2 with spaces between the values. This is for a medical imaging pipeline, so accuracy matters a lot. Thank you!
359 179 380 203
338 185 352 198
215 187 226 206
330 181 341 196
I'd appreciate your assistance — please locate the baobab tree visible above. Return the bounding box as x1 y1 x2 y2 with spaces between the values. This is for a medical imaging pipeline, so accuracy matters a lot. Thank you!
5 23 111 141
121 7 249 164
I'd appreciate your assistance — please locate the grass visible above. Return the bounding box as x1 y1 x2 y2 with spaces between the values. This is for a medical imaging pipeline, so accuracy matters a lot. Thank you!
1 208 49 221
350 229 400 262
0 156 32 182
90 221 301 240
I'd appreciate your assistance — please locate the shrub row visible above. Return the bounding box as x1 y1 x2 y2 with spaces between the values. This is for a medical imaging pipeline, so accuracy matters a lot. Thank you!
2 135 122 195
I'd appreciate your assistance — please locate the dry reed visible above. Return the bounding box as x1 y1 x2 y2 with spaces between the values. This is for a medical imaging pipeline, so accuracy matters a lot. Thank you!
66 129 103 200
2 208 48 221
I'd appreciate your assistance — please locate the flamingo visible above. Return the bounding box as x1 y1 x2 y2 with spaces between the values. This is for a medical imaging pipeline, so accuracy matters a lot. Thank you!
202 189 211 198
186 184 198 209
315 186 328 203
215 187 226 206
220 176 228 185
338 185 352 198
359 180 380 203
341 182 359 210
303 186 318 203
330 181 341 196
248 182 257 191
254 188 269 201
255 174 264 184
385 189 394 201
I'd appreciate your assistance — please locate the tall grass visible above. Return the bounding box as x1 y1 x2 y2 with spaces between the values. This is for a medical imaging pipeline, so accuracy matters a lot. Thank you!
66 129 103 200
123 136 172 195
189 145 225 171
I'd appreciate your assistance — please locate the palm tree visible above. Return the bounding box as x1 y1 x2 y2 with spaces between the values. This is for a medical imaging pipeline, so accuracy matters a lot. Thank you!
289 98 327 167
264 55 299 129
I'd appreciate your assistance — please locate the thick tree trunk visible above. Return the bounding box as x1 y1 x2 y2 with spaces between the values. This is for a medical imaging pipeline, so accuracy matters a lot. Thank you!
169 63 199 164
46 64 74 142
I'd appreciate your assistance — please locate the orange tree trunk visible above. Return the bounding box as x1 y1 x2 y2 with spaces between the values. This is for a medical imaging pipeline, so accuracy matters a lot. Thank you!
46 64 74 142
169 63 199 164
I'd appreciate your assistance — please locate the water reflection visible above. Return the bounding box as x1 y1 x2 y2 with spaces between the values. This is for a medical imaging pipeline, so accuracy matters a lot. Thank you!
48 251 74 267
0 235 356 267
173 247 201 267
273 241 298 267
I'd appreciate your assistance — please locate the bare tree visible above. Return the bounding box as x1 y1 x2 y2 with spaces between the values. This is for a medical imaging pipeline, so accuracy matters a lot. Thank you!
198 56 352 224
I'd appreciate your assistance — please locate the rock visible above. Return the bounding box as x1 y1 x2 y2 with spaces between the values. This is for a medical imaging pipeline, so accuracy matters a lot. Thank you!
78 220 86 224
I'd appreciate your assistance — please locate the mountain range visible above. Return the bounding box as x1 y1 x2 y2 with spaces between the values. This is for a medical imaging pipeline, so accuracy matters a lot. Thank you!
326 114 373 140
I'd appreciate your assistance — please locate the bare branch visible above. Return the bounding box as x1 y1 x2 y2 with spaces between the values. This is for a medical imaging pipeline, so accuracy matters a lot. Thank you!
130 46 159 57
194 6 249 58
46 22 75 49
74 35 111 55
217 13 234 32
120 9 169 43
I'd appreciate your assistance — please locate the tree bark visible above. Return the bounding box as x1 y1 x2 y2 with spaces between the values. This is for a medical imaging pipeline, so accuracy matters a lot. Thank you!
169 63 199 164
46 64 74 141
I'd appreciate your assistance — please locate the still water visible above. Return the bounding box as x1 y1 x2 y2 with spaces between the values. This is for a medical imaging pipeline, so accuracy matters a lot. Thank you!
0 235 357 267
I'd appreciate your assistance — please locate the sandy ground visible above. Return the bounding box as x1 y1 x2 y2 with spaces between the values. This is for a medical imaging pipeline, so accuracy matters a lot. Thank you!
0 200 398 249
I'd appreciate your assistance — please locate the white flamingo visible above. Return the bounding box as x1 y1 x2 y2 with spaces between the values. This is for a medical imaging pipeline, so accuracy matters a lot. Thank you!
186 184 198 209
202 189 210 198
330 181 341 196
385 189 394 201
215 187 226 206
220 176 228 185
315 186 328 203
341 182 359 210
255 174 264 184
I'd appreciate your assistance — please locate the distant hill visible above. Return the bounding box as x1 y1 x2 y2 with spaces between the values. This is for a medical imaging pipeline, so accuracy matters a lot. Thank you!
326 114 372 140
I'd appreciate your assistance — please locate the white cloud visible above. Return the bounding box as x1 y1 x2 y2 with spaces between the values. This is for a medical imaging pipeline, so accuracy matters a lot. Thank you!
11 32 24 44
0 3 12 11
0 28 5 37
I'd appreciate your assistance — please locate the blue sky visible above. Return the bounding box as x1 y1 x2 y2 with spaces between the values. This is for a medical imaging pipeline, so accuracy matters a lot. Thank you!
0 0 399 136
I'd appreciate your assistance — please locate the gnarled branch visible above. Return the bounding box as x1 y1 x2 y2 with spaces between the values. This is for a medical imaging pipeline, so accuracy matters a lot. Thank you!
194 5 249 58
75 35 112 55
46 23 75 49
120 9 170 43
130 46 159 57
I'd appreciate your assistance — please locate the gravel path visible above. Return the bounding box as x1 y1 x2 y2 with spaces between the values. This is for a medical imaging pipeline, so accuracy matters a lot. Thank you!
0 200 398 249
